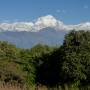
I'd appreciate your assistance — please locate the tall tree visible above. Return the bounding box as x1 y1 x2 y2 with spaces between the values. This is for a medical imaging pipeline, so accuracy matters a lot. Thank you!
61 30 90 86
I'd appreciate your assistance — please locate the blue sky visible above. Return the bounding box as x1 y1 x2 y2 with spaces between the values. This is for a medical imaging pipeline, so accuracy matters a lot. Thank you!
0 0 90 24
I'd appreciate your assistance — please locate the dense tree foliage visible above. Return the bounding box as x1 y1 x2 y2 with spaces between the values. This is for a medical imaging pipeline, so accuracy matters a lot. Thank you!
62 31 90 86
35 30 90 88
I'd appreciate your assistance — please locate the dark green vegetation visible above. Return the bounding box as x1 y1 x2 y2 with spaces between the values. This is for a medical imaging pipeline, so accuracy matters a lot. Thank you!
0 30 90 90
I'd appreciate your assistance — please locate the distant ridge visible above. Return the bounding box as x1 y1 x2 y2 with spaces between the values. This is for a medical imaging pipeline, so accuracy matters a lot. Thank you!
0 28 66 48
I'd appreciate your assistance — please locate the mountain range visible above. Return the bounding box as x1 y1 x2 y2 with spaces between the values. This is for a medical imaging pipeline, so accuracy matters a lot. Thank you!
0 28 66 48
0 15 90 48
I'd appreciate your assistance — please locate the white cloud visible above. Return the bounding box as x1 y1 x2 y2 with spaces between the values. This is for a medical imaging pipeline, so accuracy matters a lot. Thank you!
0 15 90 32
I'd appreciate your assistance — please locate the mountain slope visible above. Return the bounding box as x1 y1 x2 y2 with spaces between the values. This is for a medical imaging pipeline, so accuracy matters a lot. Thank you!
0 28 66 48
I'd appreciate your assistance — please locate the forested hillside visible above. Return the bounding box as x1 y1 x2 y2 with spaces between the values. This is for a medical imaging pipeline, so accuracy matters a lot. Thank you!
0 30 90 90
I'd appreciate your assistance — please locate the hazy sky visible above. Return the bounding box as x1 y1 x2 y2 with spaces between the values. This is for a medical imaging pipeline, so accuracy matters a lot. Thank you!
0 0 90 24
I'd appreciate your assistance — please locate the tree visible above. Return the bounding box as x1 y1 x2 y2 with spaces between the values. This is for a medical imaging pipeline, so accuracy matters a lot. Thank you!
36 49 62 87
61 30 90 86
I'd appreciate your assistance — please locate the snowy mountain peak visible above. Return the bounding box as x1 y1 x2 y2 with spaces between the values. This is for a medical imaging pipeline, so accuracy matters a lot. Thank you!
0 15 90 32
33 15 64 31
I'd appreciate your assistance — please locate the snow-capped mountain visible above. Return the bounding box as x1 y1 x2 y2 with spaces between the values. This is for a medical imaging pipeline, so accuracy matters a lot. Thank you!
0 15 90 32
0 15 90 48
